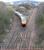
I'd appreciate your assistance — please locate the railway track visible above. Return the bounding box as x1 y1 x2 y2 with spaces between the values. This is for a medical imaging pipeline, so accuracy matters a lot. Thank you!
4 8 38 48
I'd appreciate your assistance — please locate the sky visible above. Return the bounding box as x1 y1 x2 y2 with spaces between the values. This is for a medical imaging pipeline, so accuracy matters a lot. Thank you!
0 0 44 2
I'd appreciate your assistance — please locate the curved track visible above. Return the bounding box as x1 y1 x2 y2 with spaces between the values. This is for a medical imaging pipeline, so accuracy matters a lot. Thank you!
4 8 38 48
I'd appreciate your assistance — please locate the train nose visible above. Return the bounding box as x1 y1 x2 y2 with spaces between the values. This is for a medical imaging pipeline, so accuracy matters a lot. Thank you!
21 17 27 27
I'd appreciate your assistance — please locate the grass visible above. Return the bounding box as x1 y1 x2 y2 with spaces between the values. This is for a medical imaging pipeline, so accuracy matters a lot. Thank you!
35 13 44 48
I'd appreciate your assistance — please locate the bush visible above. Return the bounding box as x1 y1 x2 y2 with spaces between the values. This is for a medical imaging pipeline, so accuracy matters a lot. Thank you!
0 2 13 43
